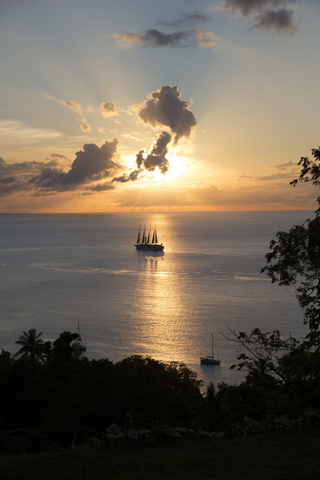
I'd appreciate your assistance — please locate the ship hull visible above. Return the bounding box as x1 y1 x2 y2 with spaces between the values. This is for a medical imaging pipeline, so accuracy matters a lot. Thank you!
134 243 164 251
200 356 220 365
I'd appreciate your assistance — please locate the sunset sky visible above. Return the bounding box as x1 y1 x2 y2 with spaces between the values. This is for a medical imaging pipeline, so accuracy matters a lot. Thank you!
1 0 320 213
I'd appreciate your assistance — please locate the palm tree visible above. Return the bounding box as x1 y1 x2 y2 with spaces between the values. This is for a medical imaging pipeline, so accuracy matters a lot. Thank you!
14 328 44 361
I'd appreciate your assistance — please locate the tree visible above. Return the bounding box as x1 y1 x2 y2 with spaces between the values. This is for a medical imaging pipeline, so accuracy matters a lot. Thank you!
14 328 44 361
262 146 320 331
229 146 320 405
49 331 81 364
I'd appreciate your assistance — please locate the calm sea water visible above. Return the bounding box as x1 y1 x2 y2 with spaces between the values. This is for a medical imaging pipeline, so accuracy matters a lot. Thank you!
0 211 313 386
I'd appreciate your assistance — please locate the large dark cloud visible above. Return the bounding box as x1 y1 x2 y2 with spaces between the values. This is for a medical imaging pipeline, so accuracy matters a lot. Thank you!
0 140 121 196
113 86 197 184
30 139 120 191
0 156 60 196
136 85 197 144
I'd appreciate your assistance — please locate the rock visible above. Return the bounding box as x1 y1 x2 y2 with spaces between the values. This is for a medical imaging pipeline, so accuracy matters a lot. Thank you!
165 429 183 438
274 417 290 426
176 427 195 434
305 409 320 420
199 431 213 438
107 423 122 435
137 428 151 437
127 429 137 438
90 437 101 448
244 417 261 426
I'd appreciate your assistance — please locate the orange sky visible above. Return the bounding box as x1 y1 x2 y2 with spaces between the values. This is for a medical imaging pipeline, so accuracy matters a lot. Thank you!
1 0 320 213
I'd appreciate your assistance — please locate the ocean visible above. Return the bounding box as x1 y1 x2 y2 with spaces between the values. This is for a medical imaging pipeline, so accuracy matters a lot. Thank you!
0 211 313 386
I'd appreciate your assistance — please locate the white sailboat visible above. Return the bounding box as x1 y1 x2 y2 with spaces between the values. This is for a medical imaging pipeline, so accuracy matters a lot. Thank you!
134 225 164 251
200 333 220 365
72 321 86 353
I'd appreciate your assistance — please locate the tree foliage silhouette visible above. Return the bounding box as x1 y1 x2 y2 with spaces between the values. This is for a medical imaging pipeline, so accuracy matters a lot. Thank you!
262 146 320 331
14 328 44 361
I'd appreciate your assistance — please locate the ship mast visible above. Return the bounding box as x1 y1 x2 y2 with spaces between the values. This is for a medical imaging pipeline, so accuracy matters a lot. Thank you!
136 225 141 244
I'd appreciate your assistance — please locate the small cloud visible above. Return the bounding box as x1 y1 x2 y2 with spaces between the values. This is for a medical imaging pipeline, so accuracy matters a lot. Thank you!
45 95 83 115
122 133 140 141
258 171 295 181
100 101 118 118
89 183 115 192
222 1 298 35
159 12 215 27
77 118 91 132
98 127 105 133
114 29 191 49
223 0 284 16
252 7 298 34
197 30 220 48
269 160 296 171
49 153 69 160
114 28 219 49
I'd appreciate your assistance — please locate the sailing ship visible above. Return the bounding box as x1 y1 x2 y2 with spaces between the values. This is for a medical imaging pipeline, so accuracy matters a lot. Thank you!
200 333 220 365
134 225 164 251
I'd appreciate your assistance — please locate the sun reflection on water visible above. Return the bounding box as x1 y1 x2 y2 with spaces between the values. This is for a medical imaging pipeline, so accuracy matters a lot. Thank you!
133 248 195 364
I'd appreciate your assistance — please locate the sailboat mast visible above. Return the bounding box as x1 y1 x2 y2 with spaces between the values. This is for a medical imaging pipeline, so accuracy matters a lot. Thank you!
78 321 82 341
136 225 141 244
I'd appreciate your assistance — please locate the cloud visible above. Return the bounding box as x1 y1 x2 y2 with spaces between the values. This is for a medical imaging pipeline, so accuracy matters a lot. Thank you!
88 183 115 192
113 86 197 184
269 160 296 171
77 118 91 132
224 0 286 16
0 157 59 196
0 120 62 141
122 133 140 141
113 132 172 184
258 171 297 181
112 85 198 183
197 31 220 48
49 153 69 160
223 0 298 34
143 132 171 174
0 140 121 196
32 139 120 190
134 85 198 144
113 28 218 49
159 12 215 27
45 95 83 115
252 7 297 33
100 101 118 118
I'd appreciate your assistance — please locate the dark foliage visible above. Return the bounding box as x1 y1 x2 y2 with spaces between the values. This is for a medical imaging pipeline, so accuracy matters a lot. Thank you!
0 337 205 452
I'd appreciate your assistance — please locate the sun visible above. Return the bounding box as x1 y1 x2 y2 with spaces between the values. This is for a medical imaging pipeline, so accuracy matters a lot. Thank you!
149 153 191 183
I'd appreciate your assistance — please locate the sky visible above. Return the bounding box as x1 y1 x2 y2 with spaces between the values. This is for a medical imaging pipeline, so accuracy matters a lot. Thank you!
1 0 320 213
